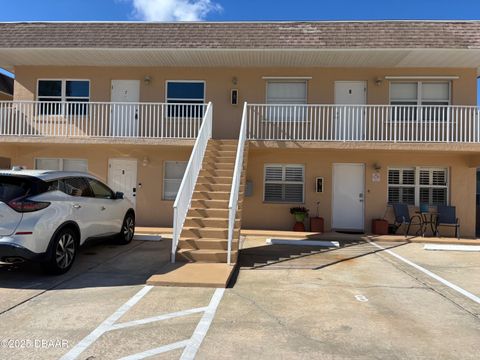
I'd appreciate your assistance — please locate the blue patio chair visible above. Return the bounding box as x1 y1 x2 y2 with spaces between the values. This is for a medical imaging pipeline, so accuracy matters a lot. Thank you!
435 205 460 239
392 203 422 237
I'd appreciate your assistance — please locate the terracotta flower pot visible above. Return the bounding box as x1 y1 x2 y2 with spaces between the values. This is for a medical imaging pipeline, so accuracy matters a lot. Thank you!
293 222 306 232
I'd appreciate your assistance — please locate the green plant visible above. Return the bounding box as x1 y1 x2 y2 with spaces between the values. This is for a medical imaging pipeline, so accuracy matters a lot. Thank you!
290 207 309 215
290 207 309 222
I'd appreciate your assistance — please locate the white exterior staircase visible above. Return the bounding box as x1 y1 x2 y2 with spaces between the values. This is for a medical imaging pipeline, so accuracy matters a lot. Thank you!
176 139 248 263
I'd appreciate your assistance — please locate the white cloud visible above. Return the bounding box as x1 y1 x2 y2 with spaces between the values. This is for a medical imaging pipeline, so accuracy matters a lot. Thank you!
130 0 221 21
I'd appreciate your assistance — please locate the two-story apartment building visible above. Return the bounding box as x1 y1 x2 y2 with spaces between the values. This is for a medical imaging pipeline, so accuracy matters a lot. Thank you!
1 21 480 271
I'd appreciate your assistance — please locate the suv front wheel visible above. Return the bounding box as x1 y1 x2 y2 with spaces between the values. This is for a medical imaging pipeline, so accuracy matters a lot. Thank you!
44 227 78 275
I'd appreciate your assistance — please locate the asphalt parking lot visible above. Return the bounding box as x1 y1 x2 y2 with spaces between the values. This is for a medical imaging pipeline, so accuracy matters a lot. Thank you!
0 236 479 359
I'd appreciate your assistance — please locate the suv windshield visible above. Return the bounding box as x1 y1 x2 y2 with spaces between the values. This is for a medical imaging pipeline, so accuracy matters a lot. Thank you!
0 176 46 203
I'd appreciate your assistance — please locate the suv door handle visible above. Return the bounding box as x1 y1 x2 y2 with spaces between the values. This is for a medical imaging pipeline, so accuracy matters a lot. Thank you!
73 204 81 209
100 206 106 211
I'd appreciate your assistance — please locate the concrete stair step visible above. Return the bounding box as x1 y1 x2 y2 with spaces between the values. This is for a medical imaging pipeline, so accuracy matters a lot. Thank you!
180 226 240 239
205 149 237 156
176 249 238 263
191 198 230 209
146 263 235 288
178 237 239 250
187 208 242 218
192 191 238 201
199 168 234 177
210 139 238 145
184 216 240 228
203 162 235 171
194 183 231 192
196 176 233 185
203 157 236 165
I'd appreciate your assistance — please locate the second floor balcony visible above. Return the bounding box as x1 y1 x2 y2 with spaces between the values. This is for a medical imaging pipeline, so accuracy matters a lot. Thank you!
1 101 480 145
0 101 207 141
245 104 480 143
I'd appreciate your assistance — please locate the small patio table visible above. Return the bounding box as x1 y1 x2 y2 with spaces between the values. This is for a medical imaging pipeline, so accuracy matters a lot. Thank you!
415 211 438 237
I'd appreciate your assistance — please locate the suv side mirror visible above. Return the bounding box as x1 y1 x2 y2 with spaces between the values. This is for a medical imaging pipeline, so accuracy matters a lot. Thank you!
115 192 124 200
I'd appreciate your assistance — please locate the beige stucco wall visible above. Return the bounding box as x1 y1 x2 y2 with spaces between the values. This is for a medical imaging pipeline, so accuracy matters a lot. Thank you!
0 143 192 227
13 66 478 139
0 156 11 169
0 92 12 101
0 143 477 237
243 147 477 238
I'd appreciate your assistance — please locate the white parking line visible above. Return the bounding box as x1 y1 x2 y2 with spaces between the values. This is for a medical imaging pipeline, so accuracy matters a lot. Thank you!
369 241 480 305
180 288 225 360
119 340 190 360
110 306 208 331
60 285 154 360
60 286 225 360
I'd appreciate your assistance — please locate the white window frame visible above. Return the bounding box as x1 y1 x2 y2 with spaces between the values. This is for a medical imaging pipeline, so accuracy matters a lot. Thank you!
165 80 206 103
163 160 187 201
389 81 451 123
388 166 449 206
34 157 88 172
36 79 91 102
264 79 308 123
265 79 308 105
263 163 305 203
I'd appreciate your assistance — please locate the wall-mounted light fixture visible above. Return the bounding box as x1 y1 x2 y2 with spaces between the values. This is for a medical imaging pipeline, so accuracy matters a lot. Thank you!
142 157 150 167
232 76 238 86
373 162 382 171
144 76 152 85
375 77 383 86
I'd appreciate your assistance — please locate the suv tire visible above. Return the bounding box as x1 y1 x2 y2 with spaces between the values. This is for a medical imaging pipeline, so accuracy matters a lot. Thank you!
117 212 135 245
43 227 78 275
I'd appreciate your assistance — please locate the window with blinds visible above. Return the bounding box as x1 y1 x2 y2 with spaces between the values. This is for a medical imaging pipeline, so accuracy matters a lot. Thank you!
390 81 450 122
163 161 187 201
35 158 88 172
264 164 304 203
388 167 448 206
266 80 307 122
388 168 415 205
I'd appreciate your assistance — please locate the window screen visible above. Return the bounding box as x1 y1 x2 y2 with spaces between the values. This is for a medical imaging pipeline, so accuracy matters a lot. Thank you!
264 164 304 203
35 158 88 172
163 161 187 200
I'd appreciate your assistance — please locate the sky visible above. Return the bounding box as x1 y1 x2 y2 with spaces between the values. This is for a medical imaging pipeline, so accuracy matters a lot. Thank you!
0 0 479 102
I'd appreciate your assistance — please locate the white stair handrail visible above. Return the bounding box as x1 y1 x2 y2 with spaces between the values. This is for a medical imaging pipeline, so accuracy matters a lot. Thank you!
171 102 213 262
227 102 248 265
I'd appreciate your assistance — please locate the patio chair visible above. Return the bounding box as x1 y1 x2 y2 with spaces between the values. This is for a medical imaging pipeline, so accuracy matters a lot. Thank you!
392 203 422 237
435 205 460 240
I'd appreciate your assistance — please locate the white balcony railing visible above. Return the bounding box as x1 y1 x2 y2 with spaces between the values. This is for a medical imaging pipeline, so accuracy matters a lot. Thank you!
246 104 480 143
171 102 213 263
0 101 208 139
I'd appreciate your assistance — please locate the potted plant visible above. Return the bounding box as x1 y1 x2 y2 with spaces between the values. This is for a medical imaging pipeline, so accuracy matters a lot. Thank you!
290 206 309 231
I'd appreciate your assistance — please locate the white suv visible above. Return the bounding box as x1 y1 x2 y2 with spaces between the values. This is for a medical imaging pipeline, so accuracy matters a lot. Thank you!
0 170 135 274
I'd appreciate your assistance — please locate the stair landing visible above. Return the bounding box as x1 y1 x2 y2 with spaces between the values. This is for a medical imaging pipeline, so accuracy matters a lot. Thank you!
146 262 235 288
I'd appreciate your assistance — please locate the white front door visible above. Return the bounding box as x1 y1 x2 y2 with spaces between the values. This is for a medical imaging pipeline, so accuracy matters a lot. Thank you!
332 163 365 231
110 80 140 136
334 81 367 140
108 158 138 208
